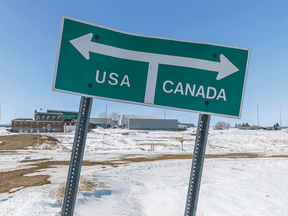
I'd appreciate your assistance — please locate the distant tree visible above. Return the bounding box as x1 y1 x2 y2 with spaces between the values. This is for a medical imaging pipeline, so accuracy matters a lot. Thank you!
276 123 279 127
245 123 250 127
109 112 121 124
214 121 230 130
242 123 245 127
98 112 108 128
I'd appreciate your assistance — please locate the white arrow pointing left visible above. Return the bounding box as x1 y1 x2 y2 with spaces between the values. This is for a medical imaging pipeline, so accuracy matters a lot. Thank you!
70 33 239 104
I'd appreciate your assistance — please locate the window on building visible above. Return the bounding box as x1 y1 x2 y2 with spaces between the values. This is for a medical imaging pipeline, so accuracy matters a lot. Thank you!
57 116 61 120
52 116 56 120
70 123 72 126
25 123 27 127
31 123 33 127
64 123 66 126
37 123 39 127
36 116 40 120
47 116 51 120
20 122 22 127
41 116 45 120
43 122 45 127
14 122 17 127
58 123 60 128
53 123 55 127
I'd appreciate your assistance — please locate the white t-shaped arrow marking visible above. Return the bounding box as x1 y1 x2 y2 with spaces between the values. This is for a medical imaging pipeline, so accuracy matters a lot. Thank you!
70 33 239 104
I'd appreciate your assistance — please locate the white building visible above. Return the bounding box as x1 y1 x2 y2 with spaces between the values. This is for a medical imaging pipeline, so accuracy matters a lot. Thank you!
64 125 76 133
121 114 179 130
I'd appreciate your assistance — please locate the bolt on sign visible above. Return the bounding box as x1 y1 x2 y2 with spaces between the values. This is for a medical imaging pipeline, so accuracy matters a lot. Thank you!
53 16 250 118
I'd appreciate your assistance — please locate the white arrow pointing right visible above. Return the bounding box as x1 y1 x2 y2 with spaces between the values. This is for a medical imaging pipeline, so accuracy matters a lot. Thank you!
70 33 239 103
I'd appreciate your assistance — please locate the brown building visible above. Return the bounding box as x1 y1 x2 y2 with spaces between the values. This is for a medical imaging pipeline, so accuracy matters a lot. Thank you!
11 110 77 133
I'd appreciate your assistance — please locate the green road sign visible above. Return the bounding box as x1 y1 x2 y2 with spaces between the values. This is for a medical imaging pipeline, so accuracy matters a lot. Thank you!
53 16 250 118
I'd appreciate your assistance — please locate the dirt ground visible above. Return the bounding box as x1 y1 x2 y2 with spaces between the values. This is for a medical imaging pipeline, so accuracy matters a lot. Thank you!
1 134 287 194
0 134 59 150
2 152 287 194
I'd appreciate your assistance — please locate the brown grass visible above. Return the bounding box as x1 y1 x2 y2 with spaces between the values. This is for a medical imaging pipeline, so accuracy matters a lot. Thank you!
2 152 288 194
0 134 60 150
270 139 288 145
119 139 128 144
52 184 66 206
0 160 117 194
79 178 110 192
136 142 168 147
60 145 70 152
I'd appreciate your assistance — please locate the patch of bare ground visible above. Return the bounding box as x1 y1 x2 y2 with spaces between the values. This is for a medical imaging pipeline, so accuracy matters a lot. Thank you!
0 134 60 150
0 151 17 154
20 158 52 163
269 155 288 158
0 167 51 194
0 160 118 194
1 152 287 194
117 152 288 162
52 177 110 214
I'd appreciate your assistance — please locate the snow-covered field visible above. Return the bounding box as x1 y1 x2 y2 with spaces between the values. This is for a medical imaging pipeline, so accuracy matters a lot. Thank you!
1 127 288 215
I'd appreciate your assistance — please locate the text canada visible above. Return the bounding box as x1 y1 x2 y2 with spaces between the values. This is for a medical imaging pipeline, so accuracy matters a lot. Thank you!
162 80 227 101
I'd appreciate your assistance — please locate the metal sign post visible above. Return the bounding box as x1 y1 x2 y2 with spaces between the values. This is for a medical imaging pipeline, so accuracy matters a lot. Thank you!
61 96 93 216
184 114 211 216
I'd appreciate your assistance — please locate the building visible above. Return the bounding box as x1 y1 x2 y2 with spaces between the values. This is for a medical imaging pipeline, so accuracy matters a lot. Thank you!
121 114 179 130
178 123 195 128
89 118 118 128
46 109 78 121
0 124 11 127
64 125 77 133
11 110 77 133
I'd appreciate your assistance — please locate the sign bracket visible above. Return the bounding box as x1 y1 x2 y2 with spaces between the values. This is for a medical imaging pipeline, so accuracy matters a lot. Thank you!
61 96 93 216
184 114 211 216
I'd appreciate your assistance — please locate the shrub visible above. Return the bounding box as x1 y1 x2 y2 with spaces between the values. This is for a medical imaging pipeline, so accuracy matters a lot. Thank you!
214 121 230 130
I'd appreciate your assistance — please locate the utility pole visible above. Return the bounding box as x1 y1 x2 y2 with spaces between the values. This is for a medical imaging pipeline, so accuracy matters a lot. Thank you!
280 109 282 127
106 102 107 129
257 105 259 127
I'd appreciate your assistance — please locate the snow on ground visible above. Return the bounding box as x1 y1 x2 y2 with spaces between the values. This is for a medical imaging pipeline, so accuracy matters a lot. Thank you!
1 127 288 215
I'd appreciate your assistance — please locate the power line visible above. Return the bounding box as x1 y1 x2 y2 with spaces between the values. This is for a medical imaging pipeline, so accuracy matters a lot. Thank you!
280 109 282 127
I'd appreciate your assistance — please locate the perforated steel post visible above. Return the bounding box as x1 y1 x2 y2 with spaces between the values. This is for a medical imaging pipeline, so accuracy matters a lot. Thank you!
184 114 211 216
61 96 93 216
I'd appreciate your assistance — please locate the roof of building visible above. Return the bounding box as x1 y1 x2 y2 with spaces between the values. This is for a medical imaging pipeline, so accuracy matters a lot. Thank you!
90 117 116 124
122 114 160 119
47 109 78 114
36 112 62 115
13 118 33 121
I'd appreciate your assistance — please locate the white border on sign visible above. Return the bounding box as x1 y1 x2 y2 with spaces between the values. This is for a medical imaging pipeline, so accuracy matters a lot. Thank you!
52 16 251 119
